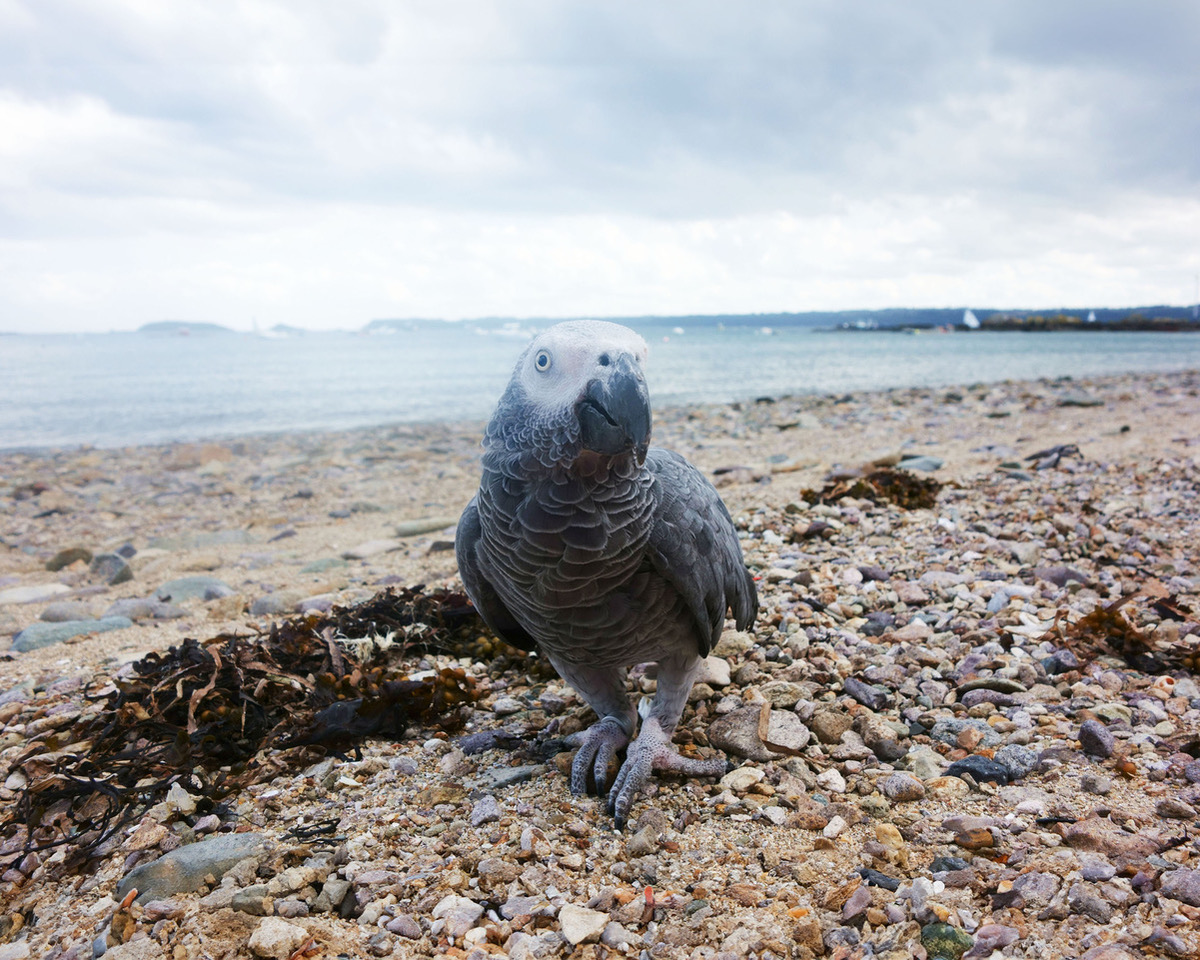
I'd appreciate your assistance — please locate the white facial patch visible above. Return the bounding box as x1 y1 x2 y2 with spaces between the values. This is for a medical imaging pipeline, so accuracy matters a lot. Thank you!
517 320 649 411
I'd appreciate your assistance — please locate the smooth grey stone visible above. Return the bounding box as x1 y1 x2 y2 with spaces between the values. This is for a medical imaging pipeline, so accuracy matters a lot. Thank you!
149 530 257 550
104 598 187 621
299 558 349 574
396 516 458 537
250 594 297 616
13 616 133 653
40 601 96 622
154 576 234 602
117 832 269 904
897 456 944 472
478 764 545 790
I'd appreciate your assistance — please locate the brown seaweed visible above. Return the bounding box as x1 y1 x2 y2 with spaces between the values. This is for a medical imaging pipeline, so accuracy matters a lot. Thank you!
802 467 943 511
1046 584 1199 673
0 585 485 874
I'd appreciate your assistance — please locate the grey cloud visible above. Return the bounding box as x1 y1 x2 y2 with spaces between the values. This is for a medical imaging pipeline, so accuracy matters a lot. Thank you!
5 0 1196 224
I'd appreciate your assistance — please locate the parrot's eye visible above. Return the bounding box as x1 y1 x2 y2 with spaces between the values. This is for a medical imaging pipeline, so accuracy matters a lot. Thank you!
534 350 552 372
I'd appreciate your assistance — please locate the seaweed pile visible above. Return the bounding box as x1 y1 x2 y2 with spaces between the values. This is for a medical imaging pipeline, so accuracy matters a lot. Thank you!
802 467 944 511
0 586 488 873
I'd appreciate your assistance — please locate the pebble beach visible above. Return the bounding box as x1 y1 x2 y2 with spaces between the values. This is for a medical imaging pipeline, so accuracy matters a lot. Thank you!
2 367 1200 959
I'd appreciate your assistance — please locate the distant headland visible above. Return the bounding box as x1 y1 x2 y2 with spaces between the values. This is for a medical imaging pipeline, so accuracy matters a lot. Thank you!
129 305 1200 337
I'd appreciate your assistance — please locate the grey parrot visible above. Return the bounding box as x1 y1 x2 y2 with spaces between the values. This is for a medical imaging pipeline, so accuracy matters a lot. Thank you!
456 320 758 828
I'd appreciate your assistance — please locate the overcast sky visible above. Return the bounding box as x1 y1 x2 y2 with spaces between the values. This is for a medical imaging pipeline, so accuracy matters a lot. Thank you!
2 1 1198 333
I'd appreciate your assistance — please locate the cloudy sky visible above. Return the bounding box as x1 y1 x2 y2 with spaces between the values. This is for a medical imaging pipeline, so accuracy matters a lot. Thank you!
2 1 1198 333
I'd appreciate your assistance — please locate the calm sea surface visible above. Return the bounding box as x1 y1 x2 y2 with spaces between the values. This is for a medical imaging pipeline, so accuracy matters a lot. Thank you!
3 324 1200 450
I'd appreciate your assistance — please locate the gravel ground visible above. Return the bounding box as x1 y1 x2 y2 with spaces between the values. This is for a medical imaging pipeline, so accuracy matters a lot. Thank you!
0 368 1198 959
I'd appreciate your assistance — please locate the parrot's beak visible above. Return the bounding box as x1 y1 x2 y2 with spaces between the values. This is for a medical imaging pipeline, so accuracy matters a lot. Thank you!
577 356 651 464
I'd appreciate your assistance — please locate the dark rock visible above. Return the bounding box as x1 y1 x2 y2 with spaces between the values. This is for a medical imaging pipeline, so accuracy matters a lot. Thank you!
959 689 1018 709
1042 648 1081 675
1078 719 1115 758
1156 798 1196 820
856 867 901 891
46 547 92 571
861 611 895 637
844 676 890 711
920 922 973 960
456 730 522 755
90 553 133 585
930 856 971 873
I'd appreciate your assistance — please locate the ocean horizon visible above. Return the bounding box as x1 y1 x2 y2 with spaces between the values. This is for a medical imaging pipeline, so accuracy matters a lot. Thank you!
3 324 1200 452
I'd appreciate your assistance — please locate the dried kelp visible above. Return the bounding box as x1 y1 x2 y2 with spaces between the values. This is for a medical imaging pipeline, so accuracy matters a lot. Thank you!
0 585 484 872
1046 583 1199 673
803 467 943 511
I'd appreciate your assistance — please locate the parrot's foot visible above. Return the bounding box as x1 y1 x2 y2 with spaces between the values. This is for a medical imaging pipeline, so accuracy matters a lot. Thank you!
569 716 631 797
606 718 726 830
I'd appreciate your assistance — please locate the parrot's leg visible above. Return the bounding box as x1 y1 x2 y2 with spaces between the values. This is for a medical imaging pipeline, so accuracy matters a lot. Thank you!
549 658 636 797
607 653 726 830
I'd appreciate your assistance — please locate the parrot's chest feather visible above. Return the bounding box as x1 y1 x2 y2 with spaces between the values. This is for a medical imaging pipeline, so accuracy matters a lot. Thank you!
475 464 680 660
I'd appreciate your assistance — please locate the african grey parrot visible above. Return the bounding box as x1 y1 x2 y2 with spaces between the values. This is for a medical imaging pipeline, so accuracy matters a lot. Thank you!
456 320 758 827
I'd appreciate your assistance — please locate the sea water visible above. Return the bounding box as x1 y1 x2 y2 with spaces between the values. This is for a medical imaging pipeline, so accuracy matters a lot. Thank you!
2 324 1199 450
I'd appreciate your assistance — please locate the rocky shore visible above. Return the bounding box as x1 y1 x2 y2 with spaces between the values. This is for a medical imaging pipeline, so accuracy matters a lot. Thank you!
1 369 1199 959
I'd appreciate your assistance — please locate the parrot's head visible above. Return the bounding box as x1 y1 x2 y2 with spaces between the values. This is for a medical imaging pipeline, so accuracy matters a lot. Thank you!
498 320 652 468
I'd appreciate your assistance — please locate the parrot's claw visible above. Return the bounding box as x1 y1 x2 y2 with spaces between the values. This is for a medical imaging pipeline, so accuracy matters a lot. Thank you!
606 718 726 830
569 716 630 797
